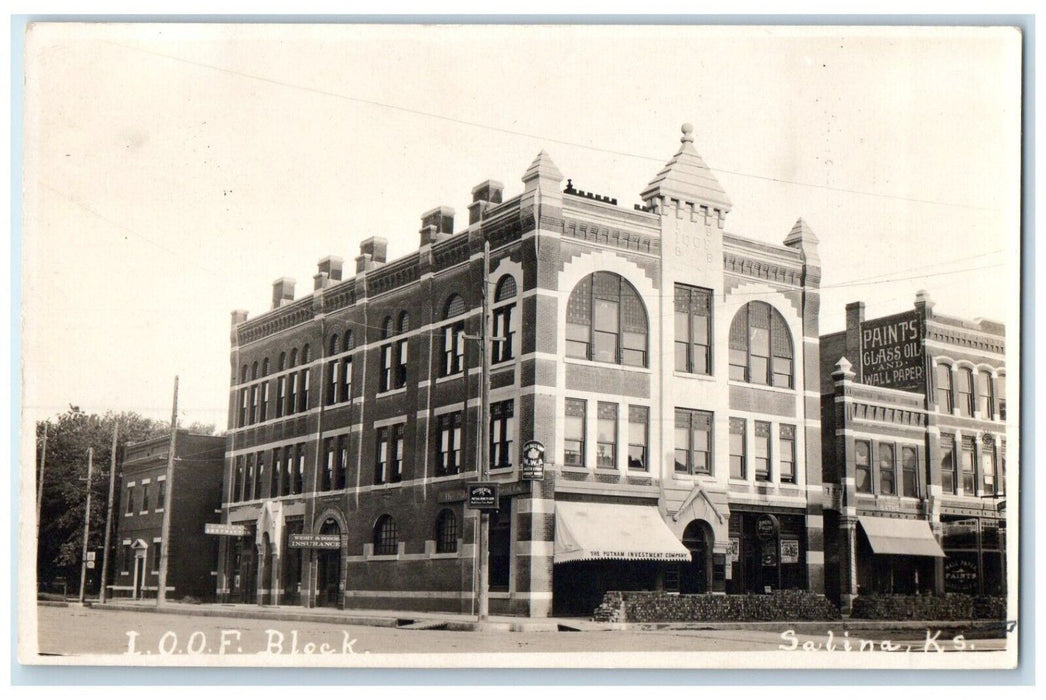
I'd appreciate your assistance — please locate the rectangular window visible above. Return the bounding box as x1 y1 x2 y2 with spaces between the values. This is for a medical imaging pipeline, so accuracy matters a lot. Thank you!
936 364 953 413
335 435 348 490
564 399 586 467
675 409 713 475
855 440 872 493
442 322 466 376
596 402 618 469
982 443 996 493
592 298 620 363
281 446 293 496
748 302 771 385
239 388 248 427
295 446 305 495
126 485 135 515
620 290 647 367
250 385 259 424
271 449 282 497
492 305 515 363
245 454 256 501
490 400 514 469
340 356 352 403
754 421 771 481
323 438 335 491
956 369 974 417
254 453 265 500
233 456 244 501
380 345 394 392
391 424 405 482
141 483 151 512
996 375 1006 420
977 371 994 418
327 360 338 405
299 369 310 412
879 443 896 495
999 439 1007 496
729 418 746 479
780 425 796 483
940 434 956 494
376 427 389 484
288 372 298 415
437 413 463 475
901 446 919 498
152 542 161 575
396 339 409 388
156 479 166 510
276 376 286 418
961 436 977 494
627 405 648 471
674 285 712 375
260 381 269 421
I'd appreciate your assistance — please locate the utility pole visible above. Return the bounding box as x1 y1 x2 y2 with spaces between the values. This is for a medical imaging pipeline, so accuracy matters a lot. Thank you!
477 240 492 621
99 421 119 603
157 376 179 606
78 447 94 604
36 422 48 537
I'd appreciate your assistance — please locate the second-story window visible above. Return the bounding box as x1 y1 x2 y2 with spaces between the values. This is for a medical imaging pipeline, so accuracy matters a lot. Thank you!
978 370 995 418
156 478 166 510
564 399 586 467
490 400 514 469
141 483 151 512
855 440 871 493
996 373 1006 420
436 412 462 476
956 367 974 417
961 436 977 494
936 363 953 413
675 408 713 475
596 402 617 469
728 301 793 388
729 418 746 479
492 275 517 364
879 443 896 495
441 295 466 377
565 272 648 367
674 284 712 375
982 440 997 494
940 434 957 495
627 406 648 471
780 425 796 483
754 421 771 481
376 427 390 484
902 446 919 498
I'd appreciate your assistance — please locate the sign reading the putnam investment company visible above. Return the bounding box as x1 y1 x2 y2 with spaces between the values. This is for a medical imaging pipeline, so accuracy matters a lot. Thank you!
204 523 250 537
288 534 343 549
860 310 925 392
521 440 545 480
467 482 499 510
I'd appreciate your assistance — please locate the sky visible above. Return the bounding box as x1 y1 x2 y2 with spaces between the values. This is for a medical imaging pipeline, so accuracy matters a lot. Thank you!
20 23 1023 430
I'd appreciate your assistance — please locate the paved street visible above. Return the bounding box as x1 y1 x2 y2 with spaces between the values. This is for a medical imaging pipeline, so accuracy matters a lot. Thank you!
33 605 1009 660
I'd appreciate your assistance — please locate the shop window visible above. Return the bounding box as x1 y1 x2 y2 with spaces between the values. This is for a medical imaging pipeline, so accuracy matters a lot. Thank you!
564 399 586 467
961 436 977 494
490 400 514 469
754 421 771 481
436 412 463 476
729 418 746 479
901 446 919 498
565 272 648 367
779 425 796 483
373 515 398 556
441 294 466 377
977 371 995 418
675 408 713 475
627 405 648 471
435 509 458 554
879 443 896 496
956 368 974 417
940 434 956 494
596 402 618 469
674 284 712 375
935 363 953 413
492 275 517 364
855 440 871 493
728 301 793 388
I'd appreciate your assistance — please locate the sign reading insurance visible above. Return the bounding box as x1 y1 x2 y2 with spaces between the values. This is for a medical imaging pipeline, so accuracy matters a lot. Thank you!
860 311 924 391
288 533 343 549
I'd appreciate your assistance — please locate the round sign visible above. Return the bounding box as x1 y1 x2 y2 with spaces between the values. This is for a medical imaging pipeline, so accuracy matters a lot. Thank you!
756 514 779 540
521 440 545 468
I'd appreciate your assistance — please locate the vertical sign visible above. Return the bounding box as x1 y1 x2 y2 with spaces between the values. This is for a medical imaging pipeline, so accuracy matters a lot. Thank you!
860 310 925 391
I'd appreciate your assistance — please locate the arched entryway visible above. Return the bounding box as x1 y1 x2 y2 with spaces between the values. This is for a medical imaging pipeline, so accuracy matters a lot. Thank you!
315 518 342 608
681 520 714 593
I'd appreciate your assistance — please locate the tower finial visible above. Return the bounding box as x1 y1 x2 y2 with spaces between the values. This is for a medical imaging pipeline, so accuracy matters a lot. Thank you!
681 122 694 144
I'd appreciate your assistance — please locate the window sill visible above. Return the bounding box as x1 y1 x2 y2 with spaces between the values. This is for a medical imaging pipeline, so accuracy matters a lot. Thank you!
376 387 408 399
564 357 651 374
727 380 797 395
435 372 465 385
367 554 400 562
430 552 460 560
673 371 715 382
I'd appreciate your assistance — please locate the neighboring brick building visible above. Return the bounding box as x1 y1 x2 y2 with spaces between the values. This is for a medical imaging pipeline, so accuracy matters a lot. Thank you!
217 124 823 616
109 431 225 600
820 293 1008 611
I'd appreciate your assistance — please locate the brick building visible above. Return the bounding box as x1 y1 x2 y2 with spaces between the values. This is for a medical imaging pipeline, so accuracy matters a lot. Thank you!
110 431 225 600
217 124 823 616
820 293 1008 611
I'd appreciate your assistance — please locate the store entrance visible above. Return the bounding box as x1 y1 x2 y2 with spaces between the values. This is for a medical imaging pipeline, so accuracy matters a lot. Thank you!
315 520 342 608
680 520 714 593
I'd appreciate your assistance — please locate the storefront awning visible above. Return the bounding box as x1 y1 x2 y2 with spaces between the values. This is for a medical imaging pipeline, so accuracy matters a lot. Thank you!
858 516 946 558
554 501 692 564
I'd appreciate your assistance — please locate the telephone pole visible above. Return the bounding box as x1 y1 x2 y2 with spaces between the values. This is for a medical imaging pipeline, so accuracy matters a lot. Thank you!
477 240 492 621
78 448 94 604
99 421 119 603
157 376 179 606
36 422 48 536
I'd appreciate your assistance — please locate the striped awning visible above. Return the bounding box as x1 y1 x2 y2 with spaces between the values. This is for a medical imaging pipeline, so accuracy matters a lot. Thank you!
554 501 692 564
858 516 945 558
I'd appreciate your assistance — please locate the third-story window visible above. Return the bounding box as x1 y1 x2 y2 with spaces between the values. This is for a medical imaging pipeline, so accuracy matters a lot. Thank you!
961 435 977 493
627 406 648 471
940 434 957 495
340 332 353 402
396 312 410 388
564 399 586 467
674 284 712 375
379 317 395 392
260 381 269 422
754 421 772 481
978 370 995 418
441 294 467 377
956 368 974 417
879 443 896 495
492 275 517 364
855 440 871 493
596 402 618 469
322 438 335 491
436 413 462 476
327 334 339 405
250 385 259 424
902 446 919 498
728 301 793 388
780 425 796 483
490 400 514 469
675 408 713 475
565 272 648 367
277 376 286 419
239 388 248 427
375 427 390 484
271 449 282 497
729 418 746 479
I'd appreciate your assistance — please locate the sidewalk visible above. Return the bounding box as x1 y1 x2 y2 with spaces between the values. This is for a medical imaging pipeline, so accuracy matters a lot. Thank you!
76 598 1010 636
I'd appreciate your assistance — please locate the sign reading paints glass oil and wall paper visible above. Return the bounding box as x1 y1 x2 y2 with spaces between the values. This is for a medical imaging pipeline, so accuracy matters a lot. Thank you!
859 310 925 392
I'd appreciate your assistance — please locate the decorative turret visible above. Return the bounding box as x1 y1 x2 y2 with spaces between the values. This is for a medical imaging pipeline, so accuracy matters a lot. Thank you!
641 123 732 223
522 150 563 193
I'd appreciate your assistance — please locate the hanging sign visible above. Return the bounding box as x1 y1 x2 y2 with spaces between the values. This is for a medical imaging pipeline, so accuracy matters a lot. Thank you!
467 482 499 510
756 513 780 540
521 440 546 480
205 523 250 537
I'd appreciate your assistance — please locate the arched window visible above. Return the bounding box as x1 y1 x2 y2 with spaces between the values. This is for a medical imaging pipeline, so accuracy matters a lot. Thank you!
328 334 339 356
493 275 517 364
342 331 353 353
278 352 286 371
251 362 258 380
240 365 248 383
302 344 311 363
289 348 298 368
262 358 269 376
398 311 410 334
373 515 398 556
565 272 648 367
382 316 395 339
936 363 953 413
442 294 467 376
728 302 793 388
435 509 458 553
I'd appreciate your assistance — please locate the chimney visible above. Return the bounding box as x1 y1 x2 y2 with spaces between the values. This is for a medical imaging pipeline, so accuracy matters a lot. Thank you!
231 309 248 327
469 180 504 224
845 301 865 378
420 206 455 246
359 237 387 264
318 255 343 282
272 278 295 309
314 272 330 291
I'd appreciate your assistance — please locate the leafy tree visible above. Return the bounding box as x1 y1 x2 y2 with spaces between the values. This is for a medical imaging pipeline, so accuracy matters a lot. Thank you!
35 410 172 592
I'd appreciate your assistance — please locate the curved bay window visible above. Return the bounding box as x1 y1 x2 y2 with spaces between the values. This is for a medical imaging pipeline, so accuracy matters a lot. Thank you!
566 272 648 367
728 302 793 388
492 275 517 364
435 509 458 554
373 515 398 556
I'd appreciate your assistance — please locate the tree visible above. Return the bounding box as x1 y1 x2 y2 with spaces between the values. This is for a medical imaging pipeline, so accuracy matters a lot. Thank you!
36 410 171 592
